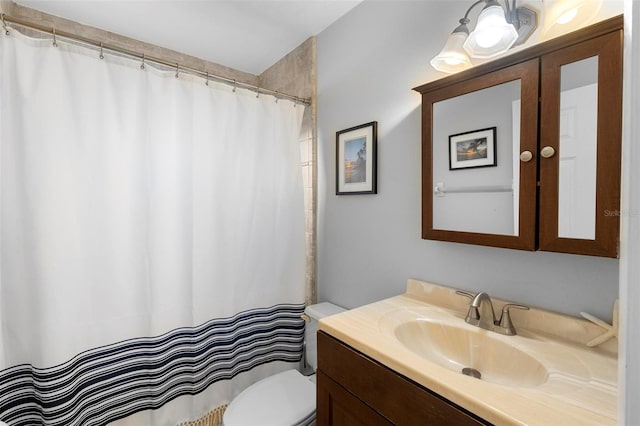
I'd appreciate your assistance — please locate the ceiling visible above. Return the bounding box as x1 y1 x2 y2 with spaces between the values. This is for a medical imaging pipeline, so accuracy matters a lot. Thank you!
16 0 362 75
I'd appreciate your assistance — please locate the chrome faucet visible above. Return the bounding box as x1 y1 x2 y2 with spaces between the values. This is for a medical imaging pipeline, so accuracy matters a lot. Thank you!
456 290 529 336
469 292 497 330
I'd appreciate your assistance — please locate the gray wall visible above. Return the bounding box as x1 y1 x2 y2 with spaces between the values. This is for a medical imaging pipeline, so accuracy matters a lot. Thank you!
316 0 619 320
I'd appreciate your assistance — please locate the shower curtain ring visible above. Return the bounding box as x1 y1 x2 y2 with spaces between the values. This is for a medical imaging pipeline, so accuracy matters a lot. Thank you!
52 28 58 47
140 54 145 70
205 72 209 86
175 63 179 78
99 42 104 59
274 91 279 103
232 79 237 93
256 88 260 99
1 14 9 35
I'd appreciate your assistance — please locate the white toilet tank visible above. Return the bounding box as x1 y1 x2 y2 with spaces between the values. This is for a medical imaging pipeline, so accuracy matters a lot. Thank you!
304 302 345 371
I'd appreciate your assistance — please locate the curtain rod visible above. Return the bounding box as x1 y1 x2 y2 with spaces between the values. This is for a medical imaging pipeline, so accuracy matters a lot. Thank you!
0 13 311 106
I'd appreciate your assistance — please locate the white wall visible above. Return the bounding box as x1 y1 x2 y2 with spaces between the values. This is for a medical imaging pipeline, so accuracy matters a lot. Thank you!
317 1 621 321
621 2 640 424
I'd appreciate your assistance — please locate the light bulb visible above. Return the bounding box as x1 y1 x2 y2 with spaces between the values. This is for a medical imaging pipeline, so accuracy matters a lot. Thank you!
541 0 603 40
444 57 465 66
463 3 518 59
475 27 504 48
557 7 579 24
430 31 472 73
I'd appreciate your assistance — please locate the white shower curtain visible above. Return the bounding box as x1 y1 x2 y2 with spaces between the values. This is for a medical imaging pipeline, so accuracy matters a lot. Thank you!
0 28 306 425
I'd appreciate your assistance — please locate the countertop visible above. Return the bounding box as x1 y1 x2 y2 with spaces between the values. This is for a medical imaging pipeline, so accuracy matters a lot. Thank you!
318 279 618 426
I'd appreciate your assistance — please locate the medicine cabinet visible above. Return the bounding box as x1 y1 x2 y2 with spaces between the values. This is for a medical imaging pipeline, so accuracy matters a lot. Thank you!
414 16 623 258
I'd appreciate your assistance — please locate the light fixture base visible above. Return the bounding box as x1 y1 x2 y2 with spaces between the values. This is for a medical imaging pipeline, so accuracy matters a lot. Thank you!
514 6 538 46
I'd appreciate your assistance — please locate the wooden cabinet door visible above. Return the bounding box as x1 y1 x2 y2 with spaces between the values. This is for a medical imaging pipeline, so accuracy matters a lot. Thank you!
420 58 539 252
317 331 490 426
539 30 623 257
317 370 391 426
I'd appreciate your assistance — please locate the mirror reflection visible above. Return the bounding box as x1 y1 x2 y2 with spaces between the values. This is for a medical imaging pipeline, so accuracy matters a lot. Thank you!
557 56 598 240
432 80 521 236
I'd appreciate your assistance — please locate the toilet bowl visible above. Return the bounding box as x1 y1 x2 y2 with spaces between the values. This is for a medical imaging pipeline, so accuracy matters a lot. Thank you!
222 302 345 426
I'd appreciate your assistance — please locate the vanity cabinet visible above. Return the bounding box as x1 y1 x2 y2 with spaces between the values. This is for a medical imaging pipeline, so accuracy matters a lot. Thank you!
414 16 623 258
316 331 490 425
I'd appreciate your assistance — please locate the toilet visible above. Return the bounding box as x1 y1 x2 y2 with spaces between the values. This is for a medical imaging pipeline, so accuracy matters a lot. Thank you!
223 302 345 426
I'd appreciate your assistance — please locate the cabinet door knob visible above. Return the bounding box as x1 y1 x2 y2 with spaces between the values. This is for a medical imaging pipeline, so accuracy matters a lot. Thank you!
540 146 556 158
520 151 533 162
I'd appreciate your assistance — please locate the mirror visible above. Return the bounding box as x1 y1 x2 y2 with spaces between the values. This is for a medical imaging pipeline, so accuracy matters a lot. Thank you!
432 80 521 236
537 25 622 257
557 56 598 240
419 58 539 251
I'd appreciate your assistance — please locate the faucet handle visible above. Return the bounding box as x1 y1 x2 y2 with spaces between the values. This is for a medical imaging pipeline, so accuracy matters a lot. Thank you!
455 290 475 300
497 304 529 335
502 303 530 314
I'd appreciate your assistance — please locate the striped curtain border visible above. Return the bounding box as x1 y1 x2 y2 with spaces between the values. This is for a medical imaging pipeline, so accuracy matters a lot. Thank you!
0 303 306 426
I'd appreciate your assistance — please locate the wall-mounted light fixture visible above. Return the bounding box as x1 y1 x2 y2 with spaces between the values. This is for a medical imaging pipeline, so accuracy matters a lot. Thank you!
430 0 538 74
541 0 603 40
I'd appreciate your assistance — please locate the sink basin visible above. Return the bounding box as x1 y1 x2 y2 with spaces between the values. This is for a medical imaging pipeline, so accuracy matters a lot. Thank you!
395 319 549 388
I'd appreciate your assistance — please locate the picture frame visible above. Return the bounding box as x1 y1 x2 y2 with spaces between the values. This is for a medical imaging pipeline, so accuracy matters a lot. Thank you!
449 127 497 170
336 121 377 195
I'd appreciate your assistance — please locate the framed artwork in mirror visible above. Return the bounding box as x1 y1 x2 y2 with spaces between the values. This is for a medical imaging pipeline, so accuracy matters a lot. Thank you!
336 121 377 195
449 127 497 170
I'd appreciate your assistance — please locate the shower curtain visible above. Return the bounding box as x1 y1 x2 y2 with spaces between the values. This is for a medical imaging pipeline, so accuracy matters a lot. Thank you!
0 28 306 425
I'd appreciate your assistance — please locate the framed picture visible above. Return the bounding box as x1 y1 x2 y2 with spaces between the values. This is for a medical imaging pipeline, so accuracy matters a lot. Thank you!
449 127 497 170
336 121 377 195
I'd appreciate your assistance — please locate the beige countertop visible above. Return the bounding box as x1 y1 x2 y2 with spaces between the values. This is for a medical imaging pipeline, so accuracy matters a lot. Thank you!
318 279 618 426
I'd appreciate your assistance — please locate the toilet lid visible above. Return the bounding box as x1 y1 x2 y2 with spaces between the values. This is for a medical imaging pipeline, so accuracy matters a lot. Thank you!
223 369 315 426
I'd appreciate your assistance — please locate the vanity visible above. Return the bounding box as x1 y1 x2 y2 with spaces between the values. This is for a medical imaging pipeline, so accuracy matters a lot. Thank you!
414 16 623 258
317 331 487 425
316 279 617 425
